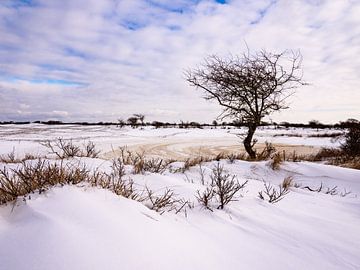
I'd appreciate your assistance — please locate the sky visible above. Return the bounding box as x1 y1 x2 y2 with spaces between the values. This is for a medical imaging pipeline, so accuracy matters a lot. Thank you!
0 0 359 124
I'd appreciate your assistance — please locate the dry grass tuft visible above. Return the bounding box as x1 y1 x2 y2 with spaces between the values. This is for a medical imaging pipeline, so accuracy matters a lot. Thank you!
269 152 283 170
257 142 276 160
258 180 290 203
281 176 294 190
118 146 172 174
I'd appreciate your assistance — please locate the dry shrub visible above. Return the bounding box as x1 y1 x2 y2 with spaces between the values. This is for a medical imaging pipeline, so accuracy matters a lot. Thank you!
302 182 351 197
312 147 342 161
89 158 140 200
226 152 247 163
339 157 360 170
143 158 171 174
258 181 290 203
141 187 191 215
23 153 39 161
0 149 20 163
215 152 227 161
281 176 294 190
269 152 283 170
0 167 22 204
118 146 171 174
83 141 100 158
0 150 42 164
196 187 214 211
257 142 276 160
176 156 210 173
0 159 90 205
184 156 208 169
143 187 193 215
196 163 248 210
144 187 176 213
211 163 248 209
41 138 100 159
0 156 191 215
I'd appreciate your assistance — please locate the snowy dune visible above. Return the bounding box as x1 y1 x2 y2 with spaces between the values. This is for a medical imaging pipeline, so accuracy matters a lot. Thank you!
0 160 359 270
0 125 358 270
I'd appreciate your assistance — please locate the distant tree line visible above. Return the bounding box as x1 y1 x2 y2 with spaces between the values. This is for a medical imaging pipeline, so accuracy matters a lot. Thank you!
0 118 358 130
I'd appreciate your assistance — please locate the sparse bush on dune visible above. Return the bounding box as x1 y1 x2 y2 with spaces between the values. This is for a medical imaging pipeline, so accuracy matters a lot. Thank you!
41 138 100 159
117 146 172 174
0 156 192 215
196 187 214 211
0 149 41 164
0 148 18 163
258 180 290 204
0 159 90 205
196 162 248 210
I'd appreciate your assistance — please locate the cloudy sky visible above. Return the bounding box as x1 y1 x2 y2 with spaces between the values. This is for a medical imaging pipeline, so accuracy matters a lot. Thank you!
0 0 359 123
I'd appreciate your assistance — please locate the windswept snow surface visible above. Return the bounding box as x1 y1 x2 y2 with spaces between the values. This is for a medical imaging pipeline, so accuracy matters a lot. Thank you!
0 159 359 270
0 124 343 160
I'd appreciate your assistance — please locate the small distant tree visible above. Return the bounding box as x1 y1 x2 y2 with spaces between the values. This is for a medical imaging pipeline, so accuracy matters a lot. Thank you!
186 50 306 158
127 117 138 127
308 120 323 129
117 118 125 128
134 114 145 126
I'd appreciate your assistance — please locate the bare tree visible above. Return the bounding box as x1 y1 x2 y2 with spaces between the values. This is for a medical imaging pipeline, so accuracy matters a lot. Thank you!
186 50 306 158
134 114 145 126
127 116 138 127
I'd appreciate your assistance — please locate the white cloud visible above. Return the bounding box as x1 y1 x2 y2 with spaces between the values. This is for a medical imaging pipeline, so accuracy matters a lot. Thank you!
0 0 359 123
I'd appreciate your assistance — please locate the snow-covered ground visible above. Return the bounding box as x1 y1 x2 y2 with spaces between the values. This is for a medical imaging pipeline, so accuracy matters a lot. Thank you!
0 124 358 270
0 124 343 159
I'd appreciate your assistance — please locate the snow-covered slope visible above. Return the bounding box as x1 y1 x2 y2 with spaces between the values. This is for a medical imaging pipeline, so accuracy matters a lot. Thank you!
0 160 359 270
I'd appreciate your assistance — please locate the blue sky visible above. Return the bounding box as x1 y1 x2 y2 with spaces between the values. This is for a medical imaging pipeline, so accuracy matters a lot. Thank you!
0 0 359 123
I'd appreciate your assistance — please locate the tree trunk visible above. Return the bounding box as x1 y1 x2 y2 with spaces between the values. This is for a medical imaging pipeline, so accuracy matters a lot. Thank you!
243 124 257 159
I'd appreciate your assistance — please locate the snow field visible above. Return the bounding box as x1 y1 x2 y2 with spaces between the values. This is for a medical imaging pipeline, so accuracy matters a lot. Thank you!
0 125 358 270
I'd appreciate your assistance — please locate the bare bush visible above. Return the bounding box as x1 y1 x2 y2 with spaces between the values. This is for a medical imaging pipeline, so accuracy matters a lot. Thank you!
144 187 177 214
0 148 20 163
89 158 140 200
210 163 248 209
41 138 81 158
83 141 100 158
41 138 100 159
196 187 214 211
302 183 352 197
258 181 290 203
142 158 171 174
